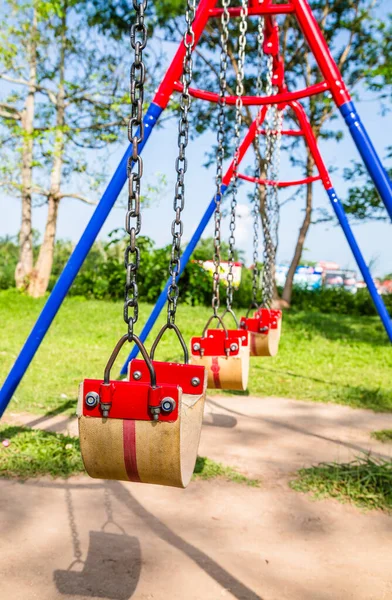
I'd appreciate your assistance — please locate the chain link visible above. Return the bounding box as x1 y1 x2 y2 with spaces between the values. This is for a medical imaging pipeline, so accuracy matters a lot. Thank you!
167 0 196 325
212 0 230 316
226 0 248 310
251 16 265 307
124 0 148 338
261 55 282 308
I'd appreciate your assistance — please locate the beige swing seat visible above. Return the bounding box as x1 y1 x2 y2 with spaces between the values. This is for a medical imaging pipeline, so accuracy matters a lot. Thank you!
78 336 207 489
190 328 250 391
240 308 282 357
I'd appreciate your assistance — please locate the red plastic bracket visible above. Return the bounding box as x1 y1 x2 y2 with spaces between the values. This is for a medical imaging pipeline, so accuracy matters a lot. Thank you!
129 359 205 395
82 379 179 422
191 329 248 358
241 309 282 333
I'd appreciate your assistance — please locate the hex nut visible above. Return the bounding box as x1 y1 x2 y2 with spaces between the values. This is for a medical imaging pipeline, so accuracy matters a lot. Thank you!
230 343 239 352
160 397 176 413
133 370 142 380
191 377 200 387
193 342 201 352
85 391 99 408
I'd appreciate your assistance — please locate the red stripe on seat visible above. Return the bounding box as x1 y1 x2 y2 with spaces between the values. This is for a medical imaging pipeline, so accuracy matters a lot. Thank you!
250 333 257 356
123 420 141 482
211 357 221 389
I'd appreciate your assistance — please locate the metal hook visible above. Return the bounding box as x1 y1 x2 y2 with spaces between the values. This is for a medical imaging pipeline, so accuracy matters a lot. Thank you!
202 314 228 338
150 322 189 364
104 334 157 388
219 307 239 329
246 302 260 319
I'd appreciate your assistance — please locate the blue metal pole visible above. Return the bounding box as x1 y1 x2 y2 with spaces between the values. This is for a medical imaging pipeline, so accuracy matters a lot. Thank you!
120 184 229 374
0 103 163 418
339 101 392 222
326 187 392 342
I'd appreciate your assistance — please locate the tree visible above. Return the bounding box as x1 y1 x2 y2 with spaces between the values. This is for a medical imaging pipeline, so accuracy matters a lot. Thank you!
0 0 132 296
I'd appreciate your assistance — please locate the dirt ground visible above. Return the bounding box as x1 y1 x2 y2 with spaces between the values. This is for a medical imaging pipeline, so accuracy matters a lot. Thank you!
1 396 392 600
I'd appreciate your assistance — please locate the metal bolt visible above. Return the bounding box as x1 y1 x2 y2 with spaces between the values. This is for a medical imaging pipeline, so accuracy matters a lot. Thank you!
230 343 239 352
100 403 111 418
191 377 200 387
160 397 176 414
133 370 142 380
242 336 247 341
192 342 201 352
85 391 99 408
150 406 161 421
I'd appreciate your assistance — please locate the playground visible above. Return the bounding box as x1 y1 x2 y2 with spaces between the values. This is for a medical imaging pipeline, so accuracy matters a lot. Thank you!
1 0 392 598
1 295 392 598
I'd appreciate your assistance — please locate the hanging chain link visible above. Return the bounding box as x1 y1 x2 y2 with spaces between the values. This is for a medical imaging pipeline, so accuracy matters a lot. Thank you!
270 104 283 256
166 0 196 325
226 0 248 311
124 0 148 339
251 16 265 307
261 53 278 308
212 0 230 316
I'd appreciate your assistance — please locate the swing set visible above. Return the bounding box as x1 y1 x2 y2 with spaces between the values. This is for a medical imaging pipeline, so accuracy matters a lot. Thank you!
1 0 392 489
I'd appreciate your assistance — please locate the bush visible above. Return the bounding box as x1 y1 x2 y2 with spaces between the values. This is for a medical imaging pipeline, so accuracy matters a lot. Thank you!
288 286 392 317
1 233 391 317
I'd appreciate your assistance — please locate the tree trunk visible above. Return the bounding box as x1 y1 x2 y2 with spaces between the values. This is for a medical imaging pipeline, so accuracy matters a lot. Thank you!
27 195 60 297
15 8 37 288
28 10 66 298
281 152 315 306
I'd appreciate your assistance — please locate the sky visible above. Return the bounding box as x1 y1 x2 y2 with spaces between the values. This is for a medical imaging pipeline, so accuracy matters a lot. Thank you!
1 13 391 279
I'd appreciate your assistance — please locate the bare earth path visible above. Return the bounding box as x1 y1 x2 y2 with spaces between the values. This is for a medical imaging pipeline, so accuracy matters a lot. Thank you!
1 396 392 600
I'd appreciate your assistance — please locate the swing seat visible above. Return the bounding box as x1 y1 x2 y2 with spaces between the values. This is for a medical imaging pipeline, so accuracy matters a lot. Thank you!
78 359 206 489
240 308 282 357
190 329 250 391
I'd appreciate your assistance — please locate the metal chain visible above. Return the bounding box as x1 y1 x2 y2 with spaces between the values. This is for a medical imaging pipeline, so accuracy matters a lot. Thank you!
212 0 230 316
226 0 248 310
271 105 283 251
124 0 148 339
251 16 265 307
261 54 276 308
166 0 196 325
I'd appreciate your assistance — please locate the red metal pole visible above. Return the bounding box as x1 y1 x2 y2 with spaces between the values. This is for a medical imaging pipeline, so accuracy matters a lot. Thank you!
172 80 330 105
152 0 219 109
209 4 295 17
292 0 351 106
289 100 332 188
238 173 322 188
222 106 268 186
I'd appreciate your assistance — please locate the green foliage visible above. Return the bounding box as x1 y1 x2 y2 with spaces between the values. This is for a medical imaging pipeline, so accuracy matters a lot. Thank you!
343 161 390 222
1 232 391 316
193 456 260 486
0 425 84 478
371 430 392 443
288 286 392 317
0 236 18 290
290 456 392 512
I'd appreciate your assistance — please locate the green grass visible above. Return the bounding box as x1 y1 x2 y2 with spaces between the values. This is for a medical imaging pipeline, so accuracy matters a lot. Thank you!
371 429 392 443
0 424 258 483
290 456 392 512
193 456 260 486
0 289 391 415
0 424 84 478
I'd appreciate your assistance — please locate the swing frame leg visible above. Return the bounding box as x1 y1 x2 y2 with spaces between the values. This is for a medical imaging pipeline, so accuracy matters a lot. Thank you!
291 100 392 343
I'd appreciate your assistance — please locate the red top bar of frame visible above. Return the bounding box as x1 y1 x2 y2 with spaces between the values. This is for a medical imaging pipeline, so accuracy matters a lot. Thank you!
209 3 295 17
